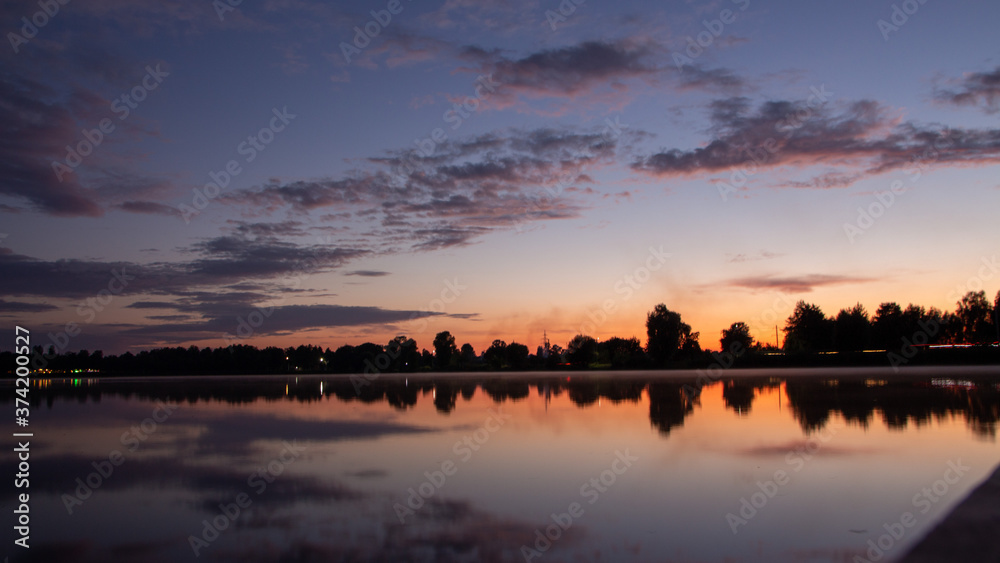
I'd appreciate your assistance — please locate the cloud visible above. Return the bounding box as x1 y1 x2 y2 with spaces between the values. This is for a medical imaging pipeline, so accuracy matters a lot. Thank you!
0 229 367 300
934 65 1000 114
115 200 181 216
228 127 626 251
632 96 1000 186
0 74 105 216
463 40 659 99
122 303 458 342
726 250 784 263
0 299 58 313
722 273 875 293
344 270 391 277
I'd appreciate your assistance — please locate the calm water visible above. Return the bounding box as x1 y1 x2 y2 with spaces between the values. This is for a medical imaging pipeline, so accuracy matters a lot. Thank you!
3 367 1000 563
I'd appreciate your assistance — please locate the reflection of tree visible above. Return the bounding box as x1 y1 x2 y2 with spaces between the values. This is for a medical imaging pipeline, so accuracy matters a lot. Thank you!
566 379 599 406
18 374 999 439
785 379 999 437
433 381 459 413
722 381 755 415
481 379 530 402
647 383 694 436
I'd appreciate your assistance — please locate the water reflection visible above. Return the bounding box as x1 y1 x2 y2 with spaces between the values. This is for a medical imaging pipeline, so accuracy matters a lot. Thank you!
16 370 1000 437
3 368 999 563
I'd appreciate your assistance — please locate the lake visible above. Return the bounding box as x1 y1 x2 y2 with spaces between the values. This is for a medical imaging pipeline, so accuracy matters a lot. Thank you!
4 366 999 563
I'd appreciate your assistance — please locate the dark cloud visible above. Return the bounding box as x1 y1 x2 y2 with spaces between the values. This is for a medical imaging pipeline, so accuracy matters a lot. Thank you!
632 97 1000 184
228 127 625 251
121 303 456 343
677 65 747 93
0 299 58 313
0 74 104 216
722 274 875 293
464 40 658 98
115 200 181 216
934 65 1000 114
0 232 367 300
344 270 391 277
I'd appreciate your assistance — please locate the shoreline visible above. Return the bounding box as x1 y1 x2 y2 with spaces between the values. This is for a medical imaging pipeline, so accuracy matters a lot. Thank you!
899 462 1000 563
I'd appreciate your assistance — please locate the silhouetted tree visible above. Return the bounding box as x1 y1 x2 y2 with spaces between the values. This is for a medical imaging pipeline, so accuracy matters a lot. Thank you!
459 343 477 369
506 342 530 370
599 336 645 368
386 336 419 372
955 291 993 344
720 322 753 355
783 301 833 353
994 290 1000 343
484 339 507 369
872 302 904 349
834 304 871 352
646 304 695 365
566 334 598 367
433 331 457 369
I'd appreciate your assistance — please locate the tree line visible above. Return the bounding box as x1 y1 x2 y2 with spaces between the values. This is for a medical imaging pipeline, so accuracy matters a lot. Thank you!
4 290 997 376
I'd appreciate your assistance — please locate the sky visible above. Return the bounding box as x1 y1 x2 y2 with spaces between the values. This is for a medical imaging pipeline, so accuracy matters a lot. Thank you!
1 0 999 355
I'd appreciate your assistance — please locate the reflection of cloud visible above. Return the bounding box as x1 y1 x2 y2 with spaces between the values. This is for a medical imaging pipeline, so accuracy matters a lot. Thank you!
345 468 388 479
737 439 877 457
189 411 437 458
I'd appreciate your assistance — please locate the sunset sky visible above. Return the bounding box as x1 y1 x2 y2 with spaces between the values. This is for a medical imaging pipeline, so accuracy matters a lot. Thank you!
2 0 999 354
